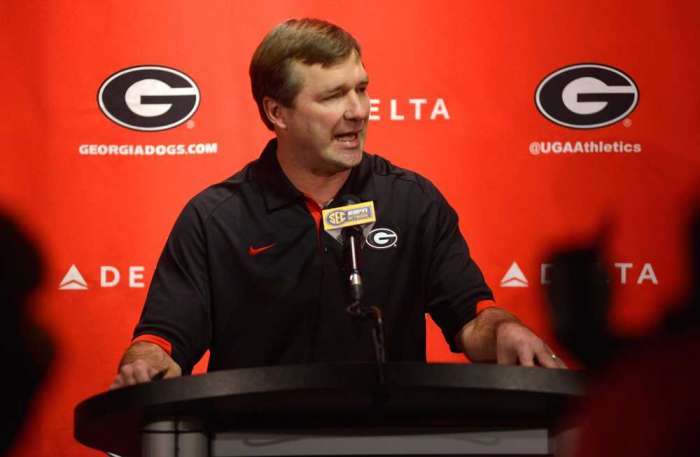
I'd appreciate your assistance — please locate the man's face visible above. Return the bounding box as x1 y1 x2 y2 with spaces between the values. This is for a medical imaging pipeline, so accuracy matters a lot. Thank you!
281 52 370 175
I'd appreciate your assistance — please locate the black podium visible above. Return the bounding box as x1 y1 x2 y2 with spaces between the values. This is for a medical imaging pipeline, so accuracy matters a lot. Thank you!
75 363 586 457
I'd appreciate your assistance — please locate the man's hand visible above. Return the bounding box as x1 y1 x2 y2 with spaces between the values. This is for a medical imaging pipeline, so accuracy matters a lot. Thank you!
456 306 567 368
494 320 566 368
109 341 182 390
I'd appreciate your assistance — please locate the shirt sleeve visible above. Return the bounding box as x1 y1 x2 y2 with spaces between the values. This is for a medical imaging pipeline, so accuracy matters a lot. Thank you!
133 200 211 374
420 181 494 353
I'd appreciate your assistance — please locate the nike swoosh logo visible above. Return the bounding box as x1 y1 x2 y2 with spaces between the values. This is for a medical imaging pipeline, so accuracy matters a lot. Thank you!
248 243 276 256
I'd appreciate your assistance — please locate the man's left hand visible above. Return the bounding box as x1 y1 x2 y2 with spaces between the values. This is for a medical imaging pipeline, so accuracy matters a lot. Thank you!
456 306 567 369
494 320 567 368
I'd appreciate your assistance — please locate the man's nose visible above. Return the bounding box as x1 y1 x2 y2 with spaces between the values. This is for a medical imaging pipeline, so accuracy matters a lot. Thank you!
344 91 369 121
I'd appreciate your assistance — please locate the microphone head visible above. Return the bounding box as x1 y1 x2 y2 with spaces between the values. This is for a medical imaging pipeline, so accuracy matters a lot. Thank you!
344 225 363 236
332 194 361 207
331 194 364 237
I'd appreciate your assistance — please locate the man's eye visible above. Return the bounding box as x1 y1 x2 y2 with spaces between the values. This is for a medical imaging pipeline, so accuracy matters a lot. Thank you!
324 93 341 101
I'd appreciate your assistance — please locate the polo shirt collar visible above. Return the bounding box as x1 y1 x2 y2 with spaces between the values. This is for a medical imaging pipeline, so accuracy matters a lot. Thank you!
252 138 376 212
252 139 303 212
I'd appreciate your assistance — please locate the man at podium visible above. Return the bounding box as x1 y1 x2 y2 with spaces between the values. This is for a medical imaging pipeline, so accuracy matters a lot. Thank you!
110 18 565 389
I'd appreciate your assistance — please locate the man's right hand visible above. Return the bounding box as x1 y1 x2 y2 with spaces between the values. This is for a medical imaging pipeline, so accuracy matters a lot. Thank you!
109 341 181 390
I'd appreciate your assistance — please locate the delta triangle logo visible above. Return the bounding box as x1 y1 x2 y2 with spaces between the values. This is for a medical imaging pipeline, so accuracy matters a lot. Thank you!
500 262 528 288
59 264 88 290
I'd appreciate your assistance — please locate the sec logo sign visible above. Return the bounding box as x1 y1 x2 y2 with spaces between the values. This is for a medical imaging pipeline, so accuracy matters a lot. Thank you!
535 64 638 129
326 210 348 226
98 65 200 131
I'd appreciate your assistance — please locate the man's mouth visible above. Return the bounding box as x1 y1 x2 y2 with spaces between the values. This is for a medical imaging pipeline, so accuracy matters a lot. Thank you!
334 131 360 144
333 130 362 149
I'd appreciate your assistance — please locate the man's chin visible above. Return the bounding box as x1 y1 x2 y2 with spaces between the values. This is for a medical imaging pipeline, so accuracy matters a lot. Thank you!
334 149 363 169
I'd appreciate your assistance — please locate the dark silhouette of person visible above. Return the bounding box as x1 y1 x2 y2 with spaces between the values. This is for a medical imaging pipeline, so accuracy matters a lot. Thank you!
545 204 700 457
0 211 53 455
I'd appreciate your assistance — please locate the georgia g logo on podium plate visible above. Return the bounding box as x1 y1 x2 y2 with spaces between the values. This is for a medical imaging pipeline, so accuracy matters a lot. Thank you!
535 63 638 129
98 65 200 131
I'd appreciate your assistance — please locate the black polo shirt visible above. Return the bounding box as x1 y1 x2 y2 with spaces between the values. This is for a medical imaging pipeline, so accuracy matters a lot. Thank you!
134 139 494 373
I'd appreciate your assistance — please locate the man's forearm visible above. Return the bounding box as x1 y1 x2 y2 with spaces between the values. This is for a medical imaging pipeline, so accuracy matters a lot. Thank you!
456 306 520 362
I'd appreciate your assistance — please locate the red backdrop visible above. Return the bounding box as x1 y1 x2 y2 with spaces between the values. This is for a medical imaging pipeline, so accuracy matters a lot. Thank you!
2 1 699 456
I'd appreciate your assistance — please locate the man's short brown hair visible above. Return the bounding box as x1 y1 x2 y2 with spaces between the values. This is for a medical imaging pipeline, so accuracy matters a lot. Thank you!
249 18 362 130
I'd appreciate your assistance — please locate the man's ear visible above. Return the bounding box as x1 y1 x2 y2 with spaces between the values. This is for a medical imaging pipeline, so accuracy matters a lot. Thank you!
263 97 288 130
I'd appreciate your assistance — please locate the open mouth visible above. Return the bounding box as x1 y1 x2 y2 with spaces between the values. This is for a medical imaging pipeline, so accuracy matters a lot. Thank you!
334 131 360 144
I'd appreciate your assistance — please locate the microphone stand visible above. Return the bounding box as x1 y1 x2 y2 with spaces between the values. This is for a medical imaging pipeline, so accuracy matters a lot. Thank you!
344 227 386 384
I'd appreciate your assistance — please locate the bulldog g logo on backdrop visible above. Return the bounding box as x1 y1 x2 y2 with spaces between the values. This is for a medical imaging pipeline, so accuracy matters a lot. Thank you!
98 65 200 131
535 64 638 129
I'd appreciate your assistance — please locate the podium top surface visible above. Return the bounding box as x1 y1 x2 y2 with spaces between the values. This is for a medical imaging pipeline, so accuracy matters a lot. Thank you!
75 362 586 455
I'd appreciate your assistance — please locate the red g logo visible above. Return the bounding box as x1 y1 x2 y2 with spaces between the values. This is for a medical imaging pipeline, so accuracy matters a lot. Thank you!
535 64 638 129
98 65 200 131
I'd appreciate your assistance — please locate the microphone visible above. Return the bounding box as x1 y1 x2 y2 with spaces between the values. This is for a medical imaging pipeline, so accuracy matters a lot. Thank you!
345 222 363 304
326 194 386 370
332 194 364 303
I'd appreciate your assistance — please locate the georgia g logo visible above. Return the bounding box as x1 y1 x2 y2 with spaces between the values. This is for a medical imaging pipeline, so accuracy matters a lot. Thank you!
365 228 398 249
98 65 200 131
535 63 638 129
